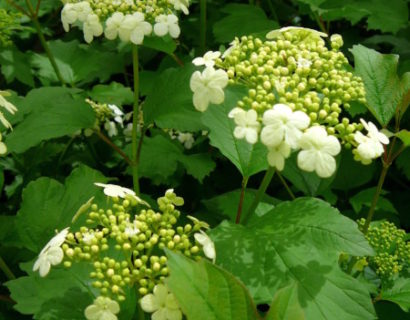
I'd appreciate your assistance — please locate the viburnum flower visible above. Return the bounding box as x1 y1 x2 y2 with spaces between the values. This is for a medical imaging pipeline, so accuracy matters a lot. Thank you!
83 14 103 43
82 232 95 245
169 0 190 15
0 133 6 155
222 40 237 58
124 220 140 238
261 104 310 148
297 57 312 68
0 112 12 129
104 12 124 40
60 2 92 32
140 284 183 320
297 126 341 178
153 14 180 38
267 143 291 171
266 26 327 40
164 189 184 206
94 183 149 205
104 121 118 137
228 108 260 144
194 230 216 262
108 104 124 125
33 228 69 277
177 132 195 149
190 67 229 112
192 51 221 68
354 119 389 163
85 296 120 320
0 91 17 115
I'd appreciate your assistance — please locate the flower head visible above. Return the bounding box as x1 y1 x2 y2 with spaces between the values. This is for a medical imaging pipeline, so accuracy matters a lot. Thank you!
154 14 180 38
354 119 388 163
61 2 92 32
192 51 221 68
228 108 260 144
297 126 341 178
85 296 120 320
140 284 182 320
194 230 216 262
261 104 310 148
190 67 229 112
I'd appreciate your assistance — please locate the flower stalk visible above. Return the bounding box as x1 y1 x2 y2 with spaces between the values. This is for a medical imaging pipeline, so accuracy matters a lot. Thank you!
132 45 140 195
199 0 207 54
0 255 15 280
235 176 249 224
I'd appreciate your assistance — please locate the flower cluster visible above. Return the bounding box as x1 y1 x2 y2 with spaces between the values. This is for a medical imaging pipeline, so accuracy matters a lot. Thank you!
0 9 21 47
60 0 189 44
85 99 130 137
167 129 195 149
0 90 18 156
190 28 389 177
358 219 410 281
32 184 215 320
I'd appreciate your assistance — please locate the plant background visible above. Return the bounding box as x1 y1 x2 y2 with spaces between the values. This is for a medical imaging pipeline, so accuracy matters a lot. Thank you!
0 0 409 319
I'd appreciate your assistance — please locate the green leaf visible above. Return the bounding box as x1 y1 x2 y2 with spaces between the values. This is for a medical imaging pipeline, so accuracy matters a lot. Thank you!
0 47 34 87
396 148 410 180
5 87 95 154
143 65 206 132
15 165 107 252
201 86 268 177
142 35 177 54
282 153 337 196
350 45 402 126
166 251 259 320
396 130 410 147
31 40 125 86
213 4 278 43
202 189 280 222
178 153 216 183
349 187 398 216
88 82 133 106
265 282 305 320
381 277 410 312
210 198 375 319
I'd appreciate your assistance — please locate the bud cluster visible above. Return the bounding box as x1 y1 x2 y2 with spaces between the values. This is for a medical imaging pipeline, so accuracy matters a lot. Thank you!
60 0 189 44
0 90 19 156
358 219 410 280
0 9 21 47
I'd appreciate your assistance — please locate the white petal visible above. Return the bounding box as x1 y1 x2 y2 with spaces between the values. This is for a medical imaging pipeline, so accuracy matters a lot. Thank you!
140 294 159 313
297 150 317 172
154 23 168 37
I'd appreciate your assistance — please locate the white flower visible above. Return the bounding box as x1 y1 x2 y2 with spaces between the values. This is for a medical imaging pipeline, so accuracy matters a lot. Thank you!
154 14 180 38
0 112 12 130
33 228 69 277
124 220 140 238
261 104 310 148
140 284 182 320
190 67 229 112
104 121 118 137
297 57 312 68
108 104 124 125
105 12 152 44
194 230 216 262
85 296 120 320
266 26 327 40
169 0 190 15
192 51 221 68
177 132 195 149
82 232 95 245
83 14 103 43
353 119 389 163
0 133 6 155
61 2 92 32
222 40 237 58
297 126 341 178
228 108 260 144
0 91 17 114
267 143 291 171
94 183 149 206
105 12 125 40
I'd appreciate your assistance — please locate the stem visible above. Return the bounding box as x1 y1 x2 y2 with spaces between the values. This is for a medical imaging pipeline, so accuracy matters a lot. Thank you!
95 130 133 166
277 172 295 200
313 12 328 34
0 255 16 280
362 164 390 233
235 177 249 224
199 0 207 54
25 0 66 86
242 167 276 224
131 45 140 195
5 0 30 16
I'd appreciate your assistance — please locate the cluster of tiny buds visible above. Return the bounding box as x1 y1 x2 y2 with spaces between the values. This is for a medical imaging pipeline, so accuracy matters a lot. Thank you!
358 219 410 280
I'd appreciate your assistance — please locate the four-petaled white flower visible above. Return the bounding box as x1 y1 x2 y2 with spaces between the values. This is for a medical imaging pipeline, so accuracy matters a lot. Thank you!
177 132 195 149
261 104 310 148
83 13 103 43
85 296 120 320
354 119 389 163
297 57 312 68
33 228 69 277
194 230 216 262
192 51 221 68
94 183 149 206
140 284 182 320
61 2 92 32
297 126 341 178
154 14 180 38
169 0 190 15
190 67 229 112
228 108 260 144
267 143 291 171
